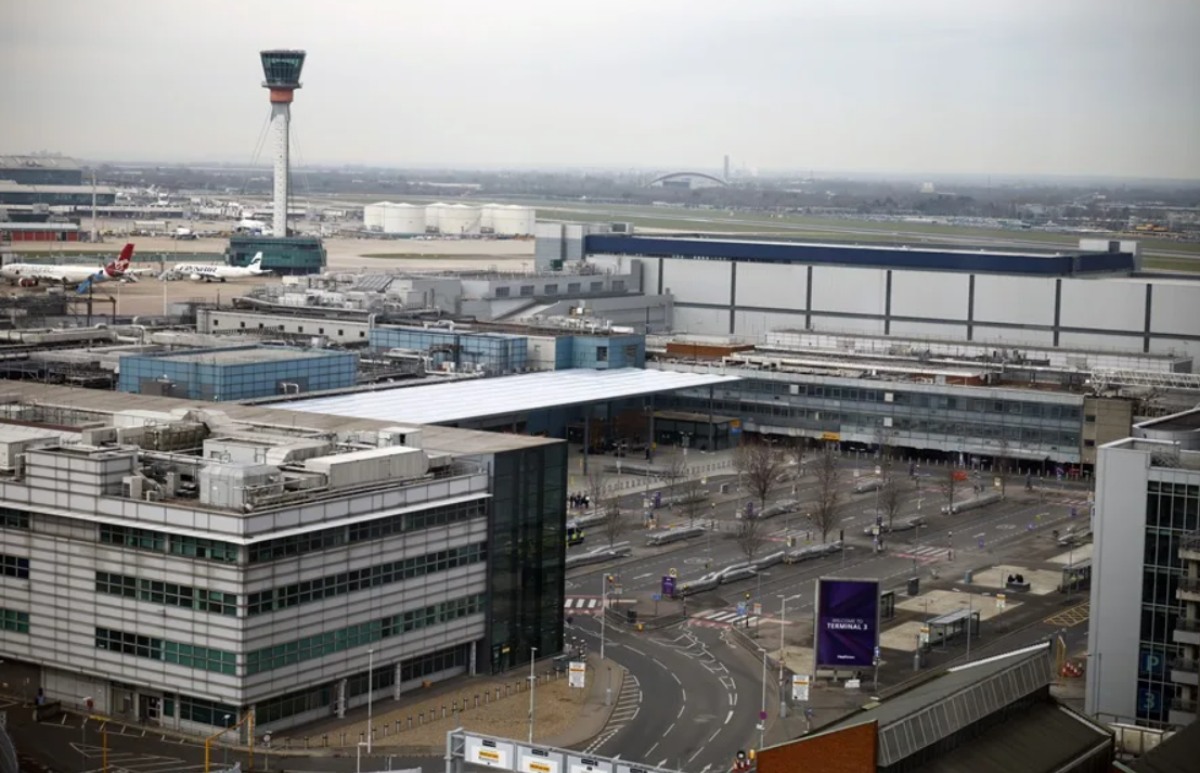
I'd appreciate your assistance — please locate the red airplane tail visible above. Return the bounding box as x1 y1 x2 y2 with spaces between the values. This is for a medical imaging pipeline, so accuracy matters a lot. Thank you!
104 244 135 277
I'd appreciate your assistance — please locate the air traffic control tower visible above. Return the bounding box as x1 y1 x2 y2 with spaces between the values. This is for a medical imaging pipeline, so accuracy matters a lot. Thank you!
261 49 305 238
227 50 325 275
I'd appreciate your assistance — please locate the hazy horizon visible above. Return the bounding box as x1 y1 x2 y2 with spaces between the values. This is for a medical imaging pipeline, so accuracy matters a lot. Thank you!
4 0 1198 180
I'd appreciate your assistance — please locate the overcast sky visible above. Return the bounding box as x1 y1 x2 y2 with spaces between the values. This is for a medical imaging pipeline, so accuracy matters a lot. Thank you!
3 0 1197 179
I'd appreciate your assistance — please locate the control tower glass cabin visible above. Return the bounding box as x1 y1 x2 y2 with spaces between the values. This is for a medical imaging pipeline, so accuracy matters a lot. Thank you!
260 50 306 98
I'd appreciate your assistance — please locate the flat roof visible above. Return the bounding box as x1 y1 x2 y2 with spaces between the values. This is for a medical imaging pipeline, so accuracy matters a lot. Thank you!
1136 407 1200 432
282 368 741 425
0 180 116 194
0 382 553 456
135 347 341 365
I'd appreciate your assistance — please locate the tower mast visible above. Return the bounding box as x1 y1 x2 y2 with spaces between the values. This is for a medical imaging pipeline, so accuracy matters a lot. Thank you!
259 50 306 239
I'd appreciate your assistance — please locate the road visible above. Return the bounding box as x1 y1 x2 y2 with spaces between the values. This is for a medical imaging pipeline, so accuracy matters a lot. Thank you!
566 617 762 772
561 465 1091 768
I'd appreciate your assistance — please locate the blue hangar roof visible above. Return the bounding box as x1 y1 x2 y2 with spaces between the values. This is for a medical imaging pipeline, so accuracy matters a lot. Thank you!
583 234 1135 276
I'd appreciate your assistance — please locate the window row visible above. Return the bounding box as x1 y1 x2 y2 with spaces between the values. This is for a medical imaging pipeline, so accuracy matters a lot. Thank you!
248 499 486 563
254 643 470 725
245 593 485 674
162 694 238 727
94 627 237 675
735 380 1085 420
1 608 29 634
1 554 30 579
99 525 239 563
95 571 238 616
246 542 486 615
0 507 30 530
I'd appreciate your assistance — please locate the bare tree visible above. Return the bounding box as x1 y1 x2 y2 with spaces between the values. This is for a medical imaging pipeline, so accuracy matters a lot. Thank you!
944 466 959 514
585 466 607 514
603 502 625 548
995 438 1010 498
658 453 688 502
811 446 842 543
879 475 904 530
736 512 766 565
678 478 708 527
739 441 787 512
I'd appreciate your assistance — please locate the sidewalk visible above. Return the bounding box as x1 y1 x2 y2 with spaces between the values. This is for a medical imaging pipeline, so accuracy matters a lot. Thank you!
271 653 623 756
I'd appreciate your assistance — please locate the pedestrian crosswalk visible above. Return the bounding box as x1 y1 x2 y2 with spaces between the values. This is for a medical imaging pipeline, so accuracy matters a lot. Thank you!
689 608 764 629
892 545 947 564
564 596 603 614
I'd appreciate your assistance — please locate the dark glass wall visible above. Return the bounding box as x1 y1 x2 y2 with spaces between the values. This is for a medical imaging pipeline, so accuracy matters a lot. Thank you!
1137 481 1199 724
486 442 566 673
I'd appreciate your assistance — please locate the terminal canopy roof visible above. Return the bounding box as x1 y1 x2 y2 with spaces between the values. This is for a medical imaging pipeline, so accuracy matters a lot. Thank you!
282 367 740 426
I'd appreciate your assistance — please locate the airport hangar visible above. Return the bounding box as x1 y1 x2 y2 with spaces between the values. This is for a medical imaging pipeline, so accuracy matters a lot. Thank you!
577 234 1200 364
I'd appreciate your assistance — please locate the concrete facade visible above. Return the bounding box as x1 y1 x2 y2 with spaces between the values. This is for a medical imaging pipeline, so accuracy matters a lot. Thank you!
1087 418 1200 727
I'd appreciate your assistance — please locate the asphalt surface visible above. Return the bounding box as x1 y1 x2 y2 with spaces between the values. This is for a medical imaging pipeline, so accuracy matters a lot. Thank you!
561 459 1092 767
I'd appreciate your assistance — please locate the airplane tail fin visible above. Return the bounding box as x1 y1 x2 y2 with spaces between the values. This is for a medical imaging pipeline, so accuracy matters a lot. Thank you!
250 252 263 267
105 243 135 276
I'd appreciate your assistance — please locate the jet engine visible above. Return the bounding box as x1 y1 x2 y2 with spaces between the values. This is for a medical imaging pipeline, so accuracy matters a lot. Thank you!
17 277 39 288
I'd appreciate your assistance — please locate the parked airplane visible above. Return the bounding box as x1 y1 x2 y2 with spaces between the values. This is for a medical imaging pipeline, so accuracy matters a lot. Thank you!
1 243 137 288
169 252 271 282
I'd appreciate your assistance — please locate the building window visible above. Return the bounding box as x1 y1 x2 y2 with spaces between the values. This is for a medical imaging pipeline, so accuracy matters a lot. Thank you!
495 287 510 298
544 284 558 295
170 536 239 563
178 695 238 726
95 627 236 675
0 554 30 579
596 346 608 363
567 283 581 294
1084 439 1096 447
590 282 602 292
338 329 344 336
1085 414 1097 423
212 320 219 326
96 571 238 616
249 498 487 563
519 285 534 297
0 507 30 530
246 542 486 615
245 593 485 674
0 609 29 633
612 280 625 291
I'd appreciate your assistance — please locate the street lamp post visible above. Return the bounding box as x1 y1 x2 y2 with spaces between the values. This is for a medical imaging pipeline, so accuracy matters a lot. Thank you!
367 647 374 753
778 594 787 719
759 649 768 750
528 647 538 743
600 574 608 661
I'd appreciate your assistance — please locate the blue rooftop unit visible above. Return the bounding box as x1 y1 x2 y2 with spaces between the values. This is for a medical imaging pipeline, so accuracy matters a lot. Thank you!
370 325 529 375
583 235 1137 276
118 346 358 401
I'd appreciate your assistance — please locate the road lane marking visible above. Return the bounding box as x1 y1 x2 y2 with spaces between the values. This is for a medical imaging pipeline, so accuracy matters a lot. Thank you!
725 710 733 724
664 722 675 736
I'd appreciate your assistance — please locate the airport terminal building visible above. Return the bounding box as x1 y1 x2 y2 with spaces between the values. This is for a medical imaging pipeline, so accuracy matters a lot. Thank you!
0 383 565 735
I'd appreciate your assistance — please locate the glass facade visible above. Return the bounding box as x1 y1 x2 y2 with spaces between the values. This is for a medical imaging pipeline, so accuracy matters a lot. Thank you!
100 524 238 563
245 594 485 675
370 327 529 375
0 608 29 633
488 444 566 673
260 51 305 87
246 542 486 615
118 347 357 401
253 642 470 726
1138 482 1200 724
94 627 237 675
668 377 1083 461
95 571 238 616
248 497 485 563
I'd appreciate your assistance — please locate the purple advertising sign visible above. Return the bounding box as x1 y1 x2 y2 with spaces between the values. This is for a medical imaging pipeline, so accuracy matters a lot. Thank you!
662 575 676 597
815 578 880 669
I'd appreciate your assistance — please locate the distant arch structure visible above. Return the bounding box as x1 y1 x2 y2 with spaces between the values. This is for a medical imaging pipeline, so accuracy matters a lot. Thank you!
645 171 729 188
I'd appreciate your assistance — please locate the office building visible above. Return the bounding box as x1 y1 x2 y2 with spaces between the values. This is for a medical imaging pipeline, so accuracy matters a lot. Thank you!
1087 408 1200 727
118 345 358 401
0 382 564 735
